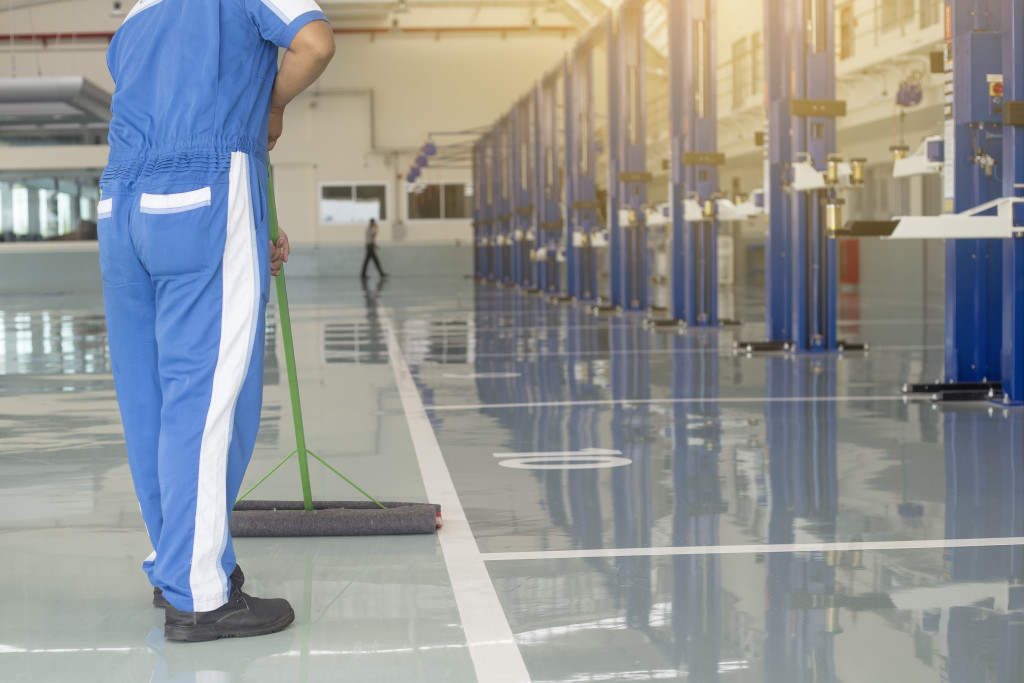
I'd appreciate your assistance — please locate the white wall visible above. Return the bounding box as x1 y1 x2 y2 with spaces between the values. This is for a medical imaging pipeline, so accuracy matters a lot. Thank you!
3 0 575 247
271 33 574 246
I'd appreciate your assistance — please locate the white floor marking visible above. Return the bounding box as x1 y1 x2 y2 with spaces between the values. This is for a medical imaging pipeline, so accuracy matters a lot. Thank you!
384 314 531 683
429 394 914 412
481 536 1024 562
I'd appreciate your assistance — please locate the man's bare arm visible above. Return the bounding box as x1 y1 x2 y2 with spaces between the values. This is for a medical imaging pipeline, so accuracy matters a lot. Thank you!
268 21 335 150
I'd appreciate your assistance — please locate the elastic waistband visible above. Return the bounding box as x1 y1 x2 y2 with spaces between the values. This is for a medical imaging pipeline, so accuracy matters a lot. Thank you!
102 137 266 193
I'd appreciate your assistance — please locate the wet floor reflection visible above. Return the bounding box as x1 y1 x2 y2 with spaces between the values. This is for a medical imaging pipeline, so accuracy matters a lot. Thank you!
0 309 111 387
440 284 1024 683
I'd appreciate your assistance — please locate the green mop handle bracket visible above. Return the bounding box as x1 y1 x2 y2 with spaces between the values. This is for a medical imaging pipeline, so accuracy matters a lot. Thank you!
268 167 315 511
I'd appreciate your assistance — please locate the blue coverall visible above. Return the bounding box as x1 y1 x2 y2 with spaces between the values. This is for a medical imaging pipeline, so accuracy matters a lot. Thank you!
99 0 327 613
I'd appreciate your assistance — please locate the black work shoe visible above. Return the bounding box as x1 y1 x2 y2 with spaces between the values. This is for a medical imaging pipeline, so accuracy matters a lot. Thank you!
153 565 245 608
164 589 294 642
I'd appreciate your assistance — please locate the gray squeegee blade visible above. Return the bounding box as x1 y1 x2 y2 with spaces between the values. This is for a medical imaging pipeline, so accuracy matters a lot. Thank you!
231 501 441 537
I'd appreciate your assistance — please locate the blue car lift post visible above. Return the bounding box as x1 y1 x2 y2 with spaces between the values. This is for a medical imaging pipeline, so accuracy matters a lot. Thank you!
897 0 1024 404
652 0 736 331
494 115 515 287
738 0 865 354
483 130 500 283
598 0 648 315
472 139 483 279
535 72 564 295
555 29 603 305
472 138 491 281
514 94 541 294
510 96 536 291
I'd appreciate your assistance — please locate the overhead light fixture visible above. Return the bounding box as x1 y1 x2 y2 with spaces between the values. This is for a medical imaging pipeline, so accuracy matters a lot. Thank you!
546 0 557 10
394 0 409 13
110 0 125 17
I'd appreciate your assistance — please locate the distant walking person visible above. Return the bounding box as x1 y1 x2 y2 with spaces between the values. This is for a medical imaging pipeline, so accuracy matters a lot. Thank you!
360 218 387 279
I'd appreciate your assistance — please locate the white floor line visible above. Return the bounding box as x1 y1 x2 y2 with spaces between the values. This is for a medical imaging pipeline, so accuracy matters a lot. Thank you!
428 394 913 412
383 314 531 683
481 536 1024 562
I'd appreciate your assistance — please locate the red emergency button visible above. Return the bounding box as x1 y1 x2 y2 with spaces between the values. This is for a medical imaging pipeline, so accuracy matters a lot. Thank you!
992 82 1004 97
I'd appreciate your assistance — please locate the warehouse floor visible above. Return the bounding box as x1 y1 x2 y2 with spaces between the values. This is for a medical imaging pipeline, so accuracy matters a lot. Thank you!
1 274 1021 682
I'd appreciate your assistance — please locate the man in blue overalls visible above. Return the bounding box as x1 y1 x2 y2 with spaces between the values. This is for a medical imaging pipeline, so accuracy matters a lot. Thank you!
99 0 334 641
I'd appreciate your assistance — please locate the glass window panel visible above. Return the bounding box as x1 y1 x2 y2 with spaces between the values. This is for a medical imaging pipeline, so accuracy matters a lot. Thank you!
355 185 387 221
322 185 353 200
320 184 386 224
732 37 748 110
407 184 442 220
443 184 471 219
12 186 29 236
40 189 57 238
57 193 72 235
80 196 95 222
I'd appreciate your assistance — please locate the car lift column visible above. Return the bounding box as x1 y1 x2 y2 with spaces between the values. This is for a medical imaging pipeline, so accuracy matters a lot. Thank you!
495 115 514 286
482 132 498 282
761 0 792 343
536 73 563 295
1001 0 1024 405
946 0 1003 386
610 0 649 312
563 35 602 303
512 96 536 289
562 56 579 300
789 0 842 352
667 0 726 327
486 128 502 282
508 104 523 287
472 139 485 280
742 0 858 353
901 0 1007 401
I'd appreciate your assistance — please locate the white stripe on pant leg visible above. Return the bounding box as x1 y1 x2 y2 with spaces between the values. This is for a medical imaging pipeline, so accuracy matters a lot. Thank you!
190 152 259 612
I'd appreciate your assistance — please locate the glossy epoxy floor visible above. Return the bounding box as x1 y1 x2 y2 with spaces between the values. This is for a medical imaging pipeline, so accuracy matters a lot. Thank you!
1 274 1022 682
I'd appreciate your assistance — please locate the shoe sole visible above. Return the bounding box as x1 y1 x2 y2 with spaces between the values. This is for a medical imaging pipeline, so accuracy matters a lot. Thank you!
164 608 295 643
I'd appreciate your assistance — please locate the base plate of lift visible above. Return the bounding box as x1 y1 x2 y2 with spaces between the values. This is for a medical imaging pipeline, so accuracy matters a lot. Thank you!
524 287 543 295
735 340 791 354
548 295 575 304
590 304 621 316
646 318 684 331
836 341 869 352
903 381 1002 403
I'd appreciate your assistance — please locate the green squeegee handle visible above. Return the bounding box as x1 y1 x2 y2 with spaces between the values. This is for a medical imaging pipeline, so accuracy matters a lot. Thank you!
268 168 314 512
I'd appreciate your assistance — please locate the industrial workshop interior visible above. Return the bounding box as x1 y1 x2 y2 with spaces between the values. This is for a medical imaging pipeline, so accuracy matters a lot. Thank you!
3 0 1024 680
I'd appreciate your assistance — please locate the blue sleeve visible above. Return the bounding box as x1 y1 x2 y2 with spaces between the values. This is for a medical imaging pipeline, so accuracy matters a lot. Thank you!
245 0 329 49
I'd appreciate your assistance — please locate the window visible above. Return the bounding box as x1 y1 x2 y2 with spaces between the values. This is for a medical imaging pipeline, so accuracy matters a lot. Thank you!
839 3 855 60
407 183 473 221
407 184 441 220
732 37 749 110
0 177 100 241
920 0 941 28
443 185 472 219
12 186 29 236
881 0 914 33
319 183 388 224
750 32 762 97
